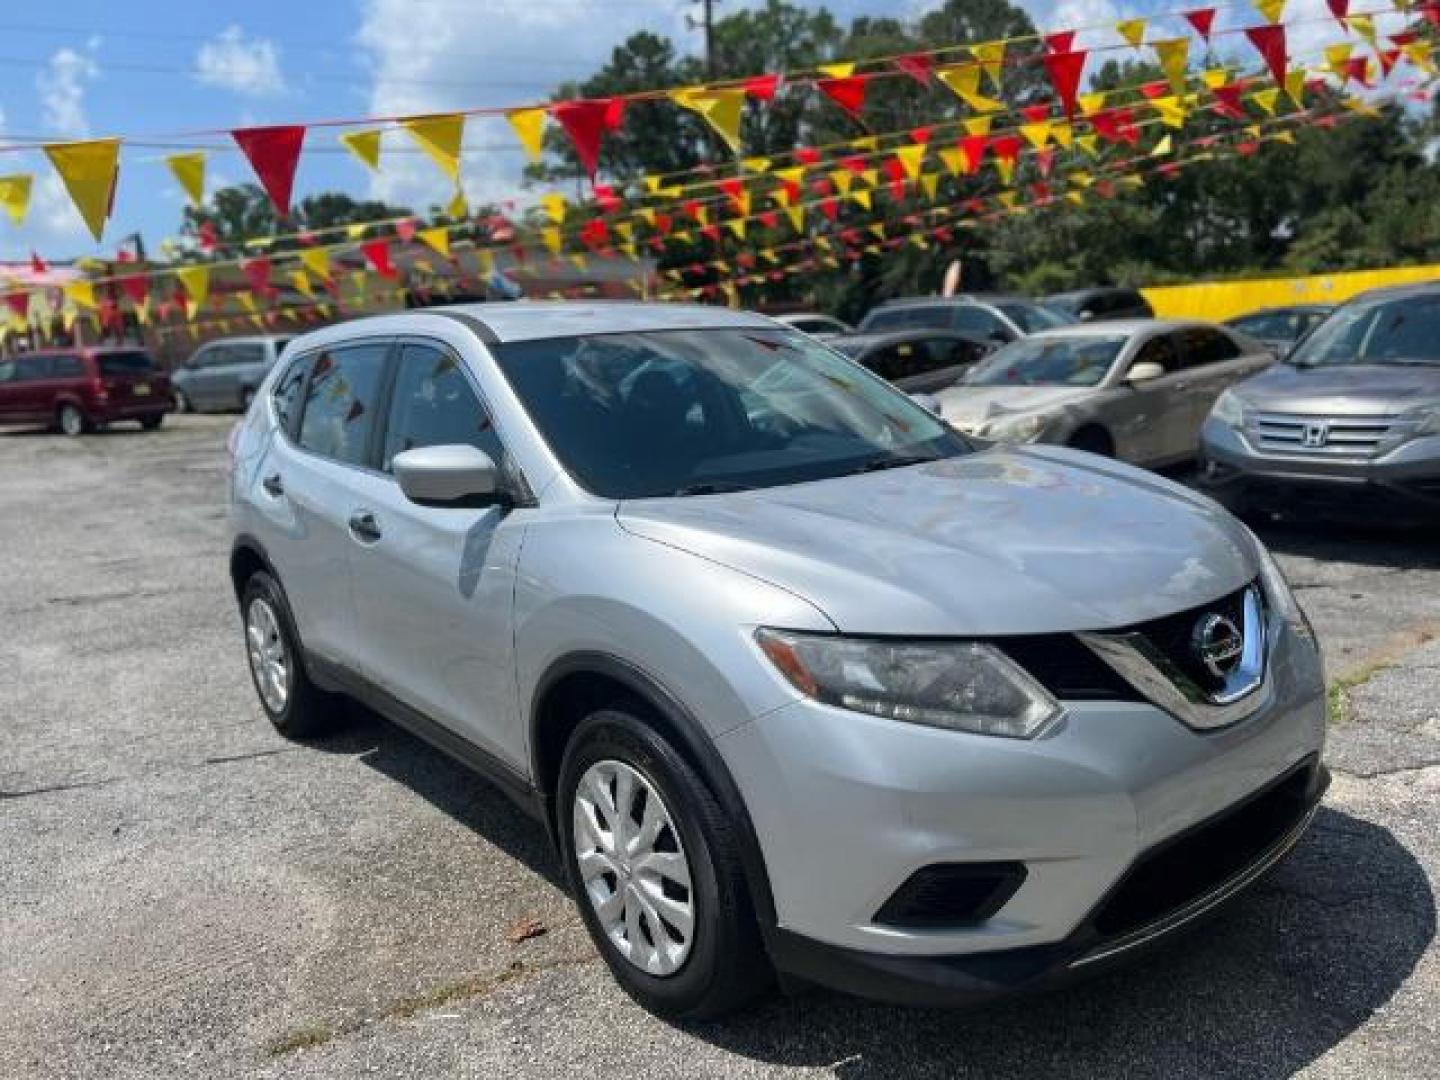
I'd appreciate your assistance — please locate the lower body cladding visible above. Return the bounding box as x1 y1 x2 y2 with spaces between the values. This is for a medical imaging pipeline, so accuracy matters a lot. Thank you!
717 618 1327 1007
1200 421 1440 513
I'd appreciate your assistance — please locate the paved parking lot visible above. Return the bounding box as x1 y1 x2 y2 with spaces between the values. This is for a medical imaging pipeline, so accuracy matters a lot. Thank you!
2 414 1437 1079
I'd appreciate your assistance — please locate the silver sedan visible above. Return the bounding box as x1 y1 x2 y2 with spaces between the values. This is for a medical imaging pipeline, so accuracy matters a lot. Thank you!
935 319 1273 467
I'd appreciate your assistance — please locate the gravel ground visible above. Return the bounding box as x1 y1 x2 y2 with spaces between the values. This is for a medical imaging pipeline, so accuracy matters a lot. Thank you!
1 414 1436 1080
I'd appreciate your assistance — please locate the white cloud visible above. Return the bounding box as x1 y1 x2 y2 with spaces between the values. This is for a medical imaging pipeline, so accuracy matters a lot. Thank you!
37 45 99 139
195 25 287 98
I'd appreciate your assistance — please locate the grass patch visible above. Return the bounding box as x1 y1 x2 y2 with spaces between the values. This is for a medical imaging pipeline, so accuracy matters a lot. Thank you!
387 963 527 1021
1327 660 1393 724
267 1022 335 1057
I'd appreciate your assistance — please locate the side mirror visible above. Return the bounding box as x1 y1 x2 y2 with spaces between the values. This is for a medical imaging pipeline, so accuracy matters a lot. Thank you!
1127 361 1166 384
393 444 500 505
910 392 942 415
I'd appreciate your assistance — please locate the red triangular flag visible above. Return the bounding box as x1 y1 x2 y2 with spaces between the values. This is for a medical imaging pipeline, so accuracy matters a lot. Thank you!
819 196 839 221
1326 0 1350 27
242 257 272 295
1044 31 1077 54
551 99 615 180
744 73 781 101
795 147 822 165
909 125 933 144
119 275 148 305
1184 8 1217 41
895 53 933 84
1245 24 1288 87
1042 49 1087 118
990 135 1022 164
231 125 306 216
882 157 906 202
1035 148 1055 178
816 75 868 120
959 135 987 174
395 218 417 242
1021 104 1051 123
30 251 46 274
5 293 29 318
1211 83 1247 119
360 238 397 279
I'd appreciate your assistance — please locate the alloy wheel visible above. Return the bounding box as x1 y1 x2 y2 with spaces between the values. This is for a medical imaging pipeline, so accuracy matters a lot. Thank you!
573 759 695 976
245 597 289 713
59 405 84 437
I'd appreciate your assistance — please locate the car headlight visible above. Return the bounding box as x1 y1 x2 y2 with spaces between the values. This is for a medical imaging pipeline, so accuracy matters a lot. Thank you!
979 412 1049 442
1403 403 1440 436
1250 533 1316 645
755 629 1063 738
1211 389 1245 428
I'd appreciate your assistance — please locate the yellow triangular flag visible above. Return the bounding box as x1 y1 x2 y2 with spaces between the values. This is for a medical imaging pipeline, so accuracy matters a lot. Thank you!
727 219 747 240
1256 0 1286 22
299 248 330 281
1152 38 1190 95
1402 42 1435 75
1152 96 1189 129
339 130 382 171
1078 91 1108 116
446 189 469 219
346 223 368 241
894 143 927 180
741 156 771 172
850 188 872 210
541 193 568 224
133 296 151 325
971 41 1006 91
1076 133 1100 156
818 62 855 78
176 266 210 310
506 109 546 165
919 172 940 201
1020 121 1052 150
1273 130 1297 145
64 281 97 309
1069 169 1094 187
0 174 32 224
1284 69 1306 107
829 169 854 195
1253 87 1280 115
1326 43 1353 79
994 156 1015 185
541 227 563 256
937 64 1005 112
403 114 465 182
963 117 993 137
1066 191 1085 206
669 87 746 154
785 205 804 233
868 223 886 240
1117 19 1146 48
1151 133 1174 157
44 138 120 242
938 148 965 175
418 227 450 258
289 270 314 299
165 153 205 208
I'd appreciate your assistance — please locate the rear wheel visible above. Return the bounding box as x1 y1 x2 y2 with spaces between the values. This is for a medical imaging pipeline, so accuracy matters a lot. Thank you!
240 571 337 738
140 415 164 431
57 403 89 437
559 708 772 1019
173 389 191 413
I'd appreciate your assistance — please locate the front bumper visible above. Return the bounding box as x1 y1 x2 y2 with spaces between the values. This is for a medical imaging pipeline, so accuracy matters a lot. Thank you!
1200 419 1440 506
717 608 1327 1003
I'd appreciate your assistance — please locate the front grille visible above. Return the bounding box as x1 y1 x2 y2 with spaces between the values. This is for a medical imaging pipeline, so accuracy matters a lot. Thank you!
874 862 1028 928
1089 757 1318 938
1121 585 1251 698
1249 411 1400 457
997 635 1143 702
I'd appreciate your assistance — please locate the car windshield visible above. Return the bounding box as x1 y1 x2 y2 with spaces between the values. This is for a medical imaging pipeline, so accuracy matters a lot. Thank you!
965 335 1127 387
997 302 1073 333
491 329 969 499
97 351 155 375
1289 294 1440 367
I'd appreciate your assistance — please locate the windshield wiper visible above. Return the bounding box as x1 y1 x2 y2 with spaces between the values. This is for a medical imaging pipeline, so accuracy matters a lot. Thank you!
855 452 941 474
670 481 756 496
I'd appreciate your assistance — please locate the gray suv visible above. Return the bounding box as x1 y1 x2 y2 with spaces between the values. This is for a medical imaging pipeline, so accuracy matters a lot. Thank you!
173 335 292 413
1202 283 1440 511
227 303 1327 1018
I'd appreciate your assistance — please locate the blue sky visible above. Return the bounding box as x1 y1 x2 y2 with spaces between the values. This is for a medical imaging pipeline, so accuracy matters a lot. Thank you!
0 0 1360 261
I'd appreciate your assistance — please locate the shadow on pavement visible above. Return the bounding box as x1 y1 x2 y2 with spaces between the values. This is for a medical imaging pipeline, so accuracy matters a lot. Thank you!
1248 515 1440 571
686 806 1433 1078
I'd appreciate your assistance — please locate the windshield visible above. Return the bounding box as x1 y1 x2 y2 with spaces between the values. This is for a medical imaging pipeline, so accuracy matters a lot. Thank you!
97 351 156 375
999 302 1073 333
491 329 968 499
965 335 1127 387
1289 294 1440 367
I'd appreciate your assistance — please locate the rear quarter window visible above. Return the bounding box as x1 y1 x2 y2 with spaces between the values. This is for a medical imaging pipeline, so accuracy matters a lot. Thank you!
98 352 156 376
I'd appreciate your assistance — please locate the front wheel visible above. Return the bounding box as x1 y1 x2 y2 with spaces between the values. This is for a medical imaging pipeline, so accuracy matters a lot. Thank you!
57 403 89 437
559 709 772 1019
173 389 191 414
240 571 338 738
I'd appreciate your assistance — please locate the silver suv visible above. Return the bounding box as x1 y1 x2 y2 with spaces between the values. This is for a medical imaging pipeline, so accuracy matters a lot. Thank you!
227 302 1327 1018
1202 283 1440 512
174 335 293 413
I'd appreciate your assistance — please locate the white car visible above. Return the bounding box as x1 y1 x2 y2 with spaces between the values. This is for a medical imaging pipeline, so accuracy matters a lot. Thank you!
773 312 853 339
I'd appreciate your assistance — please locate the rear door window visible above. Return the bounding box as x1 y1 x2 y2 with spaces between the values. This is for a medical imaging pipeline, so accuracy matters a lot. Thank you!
1133 334 1181 373
1178 328 1242 369
230 344 267 367
51 356 86 378
297 343 390 467
16 357 52 381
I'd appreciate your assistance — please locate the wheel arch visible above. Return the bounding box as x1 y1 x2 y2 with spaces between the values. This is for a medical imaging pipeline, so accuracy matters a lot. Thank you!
229 533 278 604
530 651 779 934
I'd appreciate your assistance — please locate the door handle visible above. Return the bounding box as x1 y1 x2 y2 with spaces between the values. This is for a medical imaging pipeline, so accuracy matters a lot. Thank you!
348 510 382 543
262 473 284 497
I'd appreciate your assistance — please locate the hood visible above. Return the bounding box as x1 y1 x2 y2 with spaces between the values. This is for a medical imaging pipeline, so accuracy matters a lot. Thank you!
933 385 1094 427
1234 362 1440 415
617 448 1257 636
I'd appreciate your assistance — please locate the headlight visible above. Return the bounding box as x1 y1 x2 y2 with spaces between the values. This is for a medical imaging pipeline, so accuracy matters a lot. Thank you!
1211 389 1245 428
755 629 1063 738
980 412 1049 442
1250 533 1316 645
1403 403 1440 436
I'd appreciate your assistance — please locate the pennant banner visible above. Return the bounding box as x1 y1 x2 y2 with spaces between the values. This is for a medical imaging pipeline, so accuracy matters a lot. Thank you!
0 174 32 225
166 153 206 208
232 125 306 216
404 114 465 182
44 139 121 242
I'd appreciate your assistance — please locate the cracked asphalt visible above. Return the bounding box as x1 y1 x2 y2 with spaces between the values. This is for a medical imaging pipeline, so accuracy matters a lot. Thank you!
2 414 1437 1079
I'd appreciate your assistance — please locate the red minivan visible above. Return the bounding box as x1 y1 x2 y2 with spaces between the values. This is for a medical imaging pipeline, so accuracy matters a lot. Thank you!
0 347 174 435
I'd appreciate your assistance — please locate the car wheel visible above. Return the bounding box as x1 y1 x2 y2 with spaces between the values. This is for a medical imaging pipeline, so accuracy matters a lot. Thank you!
1069 426 1114 457
559 708 773 1019
141 415 164 431
240 571 337 738
57 403 89 437
173 389 191 413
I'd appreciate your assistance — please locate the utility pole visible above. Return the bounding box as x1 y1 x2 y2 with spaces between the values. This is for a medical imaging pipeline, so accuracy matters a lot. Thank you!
687 0 718 79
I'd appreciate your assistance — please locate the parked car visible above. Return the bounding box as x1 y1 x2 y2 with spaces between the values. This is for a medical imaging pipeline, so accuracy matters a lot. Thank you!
1042 287 1154 322
858 294 1073 345
773 312 853 339
229 302 1325 1018
0 346 172 435
1223 304 1334 355
935 320 1272 467
172 335 293 413
828 328 992 393
1202 283 1440 511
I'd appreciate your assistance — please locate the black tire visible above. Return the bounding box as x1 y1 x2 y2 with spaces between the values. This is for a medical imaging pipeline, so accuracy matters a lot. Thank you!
57 403 89 437
239 570 338 738
1069 426 1114 457
558 708 773 1019
140 415 164 431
